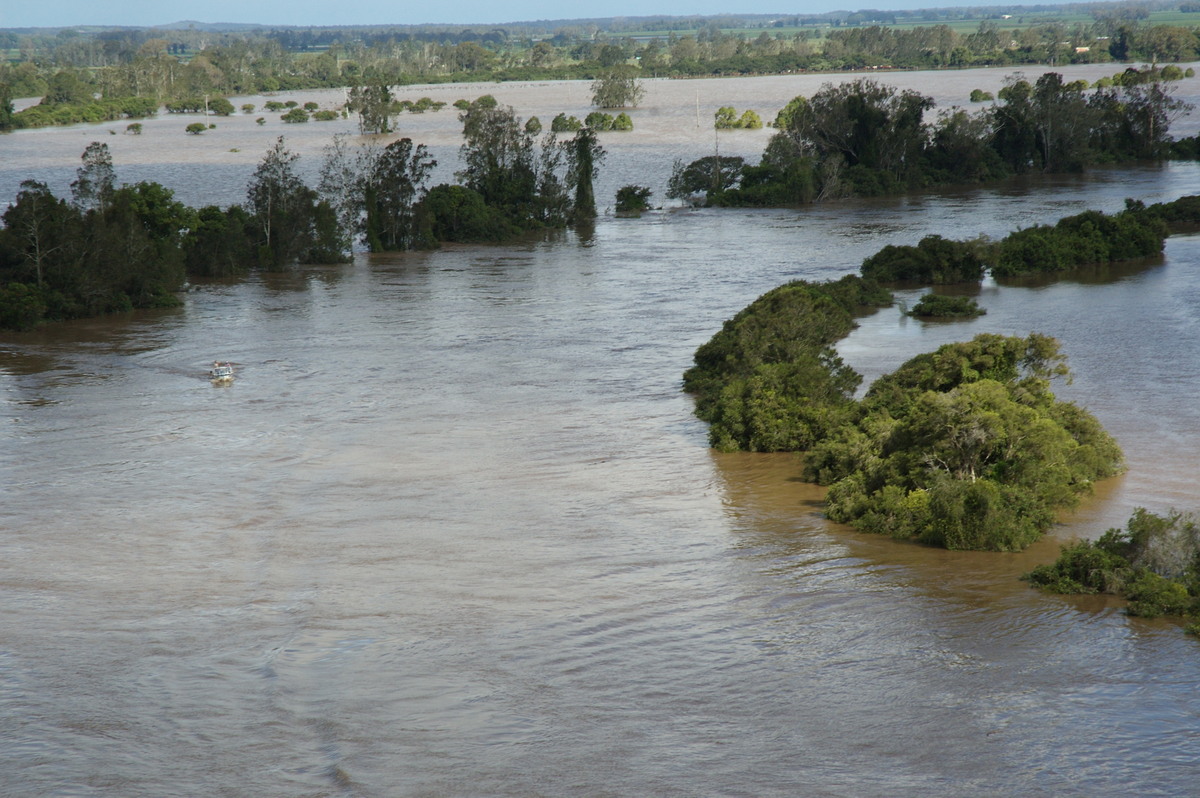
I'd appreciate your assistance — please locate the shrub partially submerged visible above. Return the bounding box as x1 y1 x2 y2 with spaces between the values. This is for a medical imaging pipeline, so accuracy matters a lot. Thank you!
1026 509 1200 630
907 293 985 319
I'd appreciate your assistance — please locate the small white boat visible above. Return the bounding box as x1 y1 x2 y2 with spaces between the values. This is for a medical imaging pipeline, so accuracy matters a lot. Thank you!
210 362 235 382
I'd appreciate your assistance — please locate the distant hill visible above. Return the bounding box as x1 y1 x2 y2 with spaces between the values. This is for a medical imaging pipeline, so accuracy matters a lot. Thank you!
150 20 268 32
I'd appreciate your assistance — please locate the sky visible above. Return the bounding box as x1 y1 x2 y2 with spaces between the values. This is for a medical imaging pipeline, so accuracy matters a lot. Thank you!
2 0 997 29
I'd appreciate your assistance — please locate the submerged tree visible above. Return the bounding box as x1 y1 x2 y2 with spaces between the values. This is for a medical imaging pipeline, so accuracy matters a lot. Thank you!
347 83 395 135
71 141 116 213
566 127 604 221
615 184 652 213
1 180 77 291
805 333 1124 551
1026 508 1200 628
667 156 746 200
455 95 584 231
246 136 348 267
0 169 193 327
246 137 307 265
363 137 437 251
457 96 538 216
0 84 15 132
785 78 933 185
591 66 645 109
317 133 373 244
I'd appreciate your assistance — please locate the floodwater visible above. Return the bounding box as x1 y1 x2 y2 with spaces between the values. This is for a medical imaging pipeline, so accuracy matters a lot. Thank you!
2 69 1200 796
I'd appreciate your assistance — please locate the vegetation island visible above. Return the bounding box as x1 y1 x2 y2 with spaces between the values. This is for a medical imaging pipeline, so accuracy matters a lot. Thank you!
682 193 1200 629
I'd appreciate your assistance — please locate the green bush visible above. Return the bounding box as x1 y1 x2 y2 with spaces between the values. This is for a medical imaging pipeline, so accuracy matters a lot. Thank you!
551 113 583 132
907 293 985 318
1026 540 1130 594
615 184 651 212
861 235 984 283
802 334 1124 551
1124 571 1193 618
714 106 739 129
0 283 49 330
1025 508 1200 630
738 109 763 129
584 111 613 131
991 207 1167 277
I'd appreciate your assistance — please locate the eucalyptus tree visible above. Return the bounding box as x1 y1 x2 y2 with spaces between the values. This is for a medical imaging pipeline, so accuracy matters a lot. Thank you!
317 133 373 242
246 137 347 266
347 83 395 134
1 180 77 290
565 127 604 221
362 138 437 251
71 141 116 213
786 78 933 181
1029 71 1094 172
0 84 14 131
590 66 645 108
457 96 539 219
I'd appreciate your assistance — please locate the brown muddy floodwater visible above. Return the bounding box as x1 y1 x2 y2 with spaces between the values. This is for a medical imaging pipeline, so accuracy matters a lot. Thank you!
2 69 1200 796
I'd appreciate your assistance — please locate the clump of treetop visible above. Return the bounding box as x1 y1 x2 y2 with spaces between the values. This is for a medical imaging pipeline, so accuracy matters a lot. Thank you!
858 199 1184 285
685 281 1124 551
682 275 894 453
0 98 606 330
907 293 984 318
681 194 1200 549
807 333 1124 551
669 69 1192 206
1026 508 1200 634
879 195 1200 286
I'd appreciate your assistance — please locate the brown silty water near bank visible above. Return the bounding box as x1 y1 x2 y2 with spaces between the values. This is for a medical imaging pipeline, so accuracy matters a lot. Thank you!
2 68 1200 796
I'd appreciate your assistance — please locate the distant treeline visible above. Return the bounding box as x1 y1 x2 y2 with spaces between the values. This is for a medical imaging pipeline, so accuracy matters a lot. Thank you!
0 97 603 330
6 7 1200 130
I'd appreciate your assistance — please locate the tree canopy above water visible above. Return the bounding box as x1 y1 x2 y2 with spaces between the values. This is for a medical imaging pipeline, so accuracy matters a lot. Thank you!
689 70 1192 207
684 270 1126 551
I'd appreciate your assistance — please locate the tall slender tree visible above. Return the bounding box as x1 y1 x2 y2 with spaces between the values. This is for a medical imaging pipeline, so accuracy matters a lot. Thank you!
363 138 437 250
245 136 343 266
566 127 604 221
71 141 116 213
